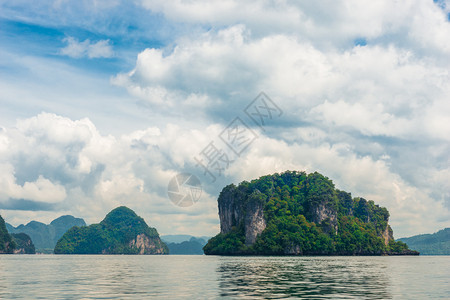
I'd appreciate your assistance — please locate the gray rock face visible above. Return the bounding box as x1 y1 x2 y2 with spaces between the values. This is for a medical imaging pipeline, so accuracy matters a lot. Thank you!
382 225 394 245
244 199 266 245
218 185 242 234
128 233 166 254
218 185 267 246
310 202 338 234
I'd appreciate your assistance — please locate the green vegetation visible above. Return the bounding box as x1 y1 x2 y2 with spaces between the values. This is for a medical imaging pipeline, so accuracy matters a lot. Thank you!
204 171 417 255
54 206 168 254
399 228 450 255
11 233 36 254
0 215 16 254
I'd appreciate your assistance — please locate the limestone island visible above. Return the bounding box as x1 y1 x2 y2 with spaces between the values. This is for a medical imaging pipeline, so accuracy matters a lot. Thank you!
204 171 419 256
54 206 168 254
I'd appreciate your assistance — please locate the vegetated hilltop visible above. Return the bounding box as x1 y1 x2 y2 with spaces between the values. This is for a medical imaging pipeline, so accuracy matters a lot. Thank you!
54 206 168 254
204 171 418 255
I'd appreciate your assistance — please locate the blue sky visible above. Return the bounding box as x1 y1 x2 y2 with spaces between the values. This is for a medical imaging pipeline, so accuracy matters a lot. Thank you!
1 0 449 238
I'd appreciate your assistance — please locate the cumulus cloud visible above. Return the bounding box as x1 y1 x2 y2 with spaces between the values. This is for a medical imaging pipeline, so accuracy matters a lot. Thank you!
1 112 448 237
114 24 450 142
60 36 114 58
0 167 66 204
1 0 450 238
0 113 221 235
225 135 449 237
139 0 450 52
111 0 450 237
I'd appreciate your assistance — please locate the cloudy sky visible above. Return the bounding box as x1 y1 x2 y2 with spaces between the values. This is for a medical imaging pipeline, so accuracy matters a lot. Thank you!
1 0 449 238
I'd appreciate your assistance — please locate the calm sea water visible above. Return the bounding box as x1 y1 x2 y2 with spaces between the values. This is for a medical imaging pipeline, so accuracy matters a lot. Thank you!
0 255 448 299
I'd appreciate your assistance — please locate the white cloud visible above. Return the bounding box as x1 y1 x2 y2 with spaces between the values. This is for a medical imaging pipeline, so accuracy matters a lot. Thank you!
114 25 450 141
2 0 450 239
1 106 449 237
0 164 66 203
60 37 114 58
110 2 450 237
0 113 221 235
224 135 450 238
139 0 450 52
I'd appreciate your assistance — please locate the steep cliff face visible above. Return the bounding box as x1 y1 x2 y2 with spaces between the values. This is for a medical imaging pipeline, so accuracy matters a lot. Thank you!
244 198 266 245
382 225 394 246
128 233 167 254
218 185 267 246
218 184 242 234
204 171 415 255
310 202 338 234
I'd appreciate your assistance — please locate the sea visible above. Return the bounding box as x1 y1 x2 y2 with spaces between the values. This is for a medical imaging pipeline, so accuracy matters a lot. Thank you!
0 255 448 299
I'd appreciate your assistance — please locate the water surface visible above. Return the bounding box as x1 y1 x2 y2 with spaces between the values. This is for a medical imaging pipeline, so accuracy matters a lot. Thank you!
0 255 448 299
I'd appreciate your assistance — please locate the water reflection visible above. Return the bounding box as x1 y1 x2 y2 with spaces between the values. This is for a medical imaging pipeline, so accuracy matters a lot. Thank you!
1 255 448 299
217 257 391 299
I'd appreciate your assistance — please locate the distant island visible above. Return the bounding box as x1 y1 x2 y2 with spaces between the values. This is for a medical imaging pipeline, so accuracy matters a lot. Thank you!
7 215 86 253
54 206 168 254
204 171 418 256
399 228 450 255
162 236 209 255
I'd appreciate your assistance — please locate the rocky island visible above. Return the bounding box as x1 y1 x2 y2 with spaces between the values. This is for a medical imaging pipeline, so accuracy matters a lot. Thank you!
54 206 168 254
204 171 418 255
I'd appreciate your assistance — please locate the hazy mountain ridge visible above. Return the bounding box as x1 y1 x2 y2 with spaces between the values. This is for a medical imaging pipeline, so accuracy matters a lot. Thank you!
6 215 86 252
161 235 210 244
162 236 209 255
399 228 450 255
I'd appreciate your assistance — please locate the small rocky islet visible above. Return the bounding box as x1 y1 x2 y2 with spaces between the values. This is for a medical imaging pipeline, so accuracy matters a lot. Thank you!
54 206 168 254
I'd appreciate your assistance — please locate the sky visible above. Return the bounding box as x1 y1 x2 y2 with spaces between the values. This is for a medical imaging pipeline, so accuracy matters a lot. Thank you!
0 0 449 238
